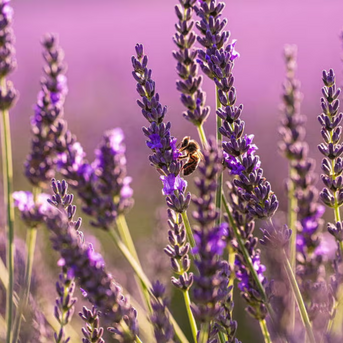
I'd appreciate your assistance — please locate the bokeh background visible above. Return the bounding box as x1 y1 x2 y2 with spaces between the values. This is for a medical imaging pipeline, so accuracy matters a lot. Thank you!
2 0 343 341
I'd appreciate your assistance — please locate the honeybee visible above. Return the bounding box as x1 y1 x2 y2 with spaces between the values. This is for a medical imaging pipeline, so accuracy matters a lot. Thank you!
178 136 203 176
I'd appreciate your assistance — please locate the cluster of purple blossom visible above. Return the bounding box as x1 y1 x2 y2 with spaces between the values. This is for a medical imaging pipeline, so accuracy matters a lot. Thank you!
1 0 343 343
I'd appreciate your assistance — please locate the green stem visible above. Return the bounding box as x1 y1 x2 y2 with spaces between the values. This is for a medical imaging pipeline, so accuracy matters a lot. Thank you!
215 85 222 226
259 319 272 343
198 322 209 343
107 227 189 343
218 331 227 343
1 75 14 343
180 211 196 250
282 250 315 343
183 290 198 343
115 215 152 312
135 336 143 343
196 124 208 147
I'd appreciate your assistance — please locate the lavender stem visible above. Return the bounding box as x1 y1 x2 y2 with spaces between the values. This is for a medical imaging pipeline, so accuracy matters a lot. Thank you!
183 290 198 343
180 211 196 251
196 124 208 147
115 214 152 312
259 319 272 343
107 227 189 343
282 250 315 343
198 323 209 343
1 85 14 343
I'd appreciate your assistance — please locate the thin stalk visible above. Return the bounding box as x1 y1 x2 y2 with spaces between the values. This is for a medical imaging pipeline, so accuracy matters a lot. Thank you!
180 211 197 251
107 227 189 343
1 75 15 343
198 322 209 343
196 124 208 147
218 332 228 343
12 186 40 343
215 85 222 226
136 336 143 343
288 167 297 332
183 290 198 343
282 250 315 343
259 319 272 343
115 214 152 312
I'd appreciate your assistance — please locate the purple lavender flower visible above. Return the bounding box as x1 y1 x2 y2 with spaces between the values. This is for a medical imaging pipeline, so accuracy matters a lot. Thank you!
45 179 138 342
25 33 69 187
318 69 343 242
58 128 134 230
13 191 50 227
54 270 76 343
164 209 193 291
194 1 278 220
173 0 210 126
79 306 105 343
279 46 324 282
149 281 175 343
132 44 191 214
191 138 237 341
0 0 17 109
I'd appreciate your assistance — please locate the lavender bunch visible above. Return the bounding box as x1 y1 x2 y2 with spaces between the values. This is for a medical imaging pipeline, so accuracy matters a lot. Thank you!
194 0 277 323
79 306 105 343
149 281 175 343
173 0 210 127
132 43 200 342
25 33 68 188
45 179 139 343
191 138 237 342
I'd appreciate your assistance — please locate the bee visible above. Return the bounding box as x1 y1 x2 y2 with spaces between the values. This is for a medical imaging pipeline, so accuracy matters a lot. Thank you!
177 136 203 176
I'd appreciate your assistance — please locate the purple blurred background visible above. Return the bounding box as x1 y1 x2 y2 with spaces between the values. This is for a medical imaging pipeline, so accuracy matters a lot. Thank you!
4 0 343 340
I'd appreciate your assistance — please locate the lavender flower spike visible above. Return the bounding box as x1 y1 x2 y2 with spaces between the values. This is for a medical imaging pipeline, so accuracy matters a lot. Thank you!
318 69 343 251
54 270 76 343
0 0 17 108
25 33 68 188
132 44 190 213
173 0 210 126
46 179 138 342
79 306 105 343
58 128 134 230
150 281 175 343
191 138 238 342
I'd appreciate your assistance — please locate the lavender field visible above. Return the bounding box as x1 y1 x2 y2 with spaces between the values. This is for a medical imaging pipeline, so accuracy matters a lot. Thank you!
1 0 343 342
